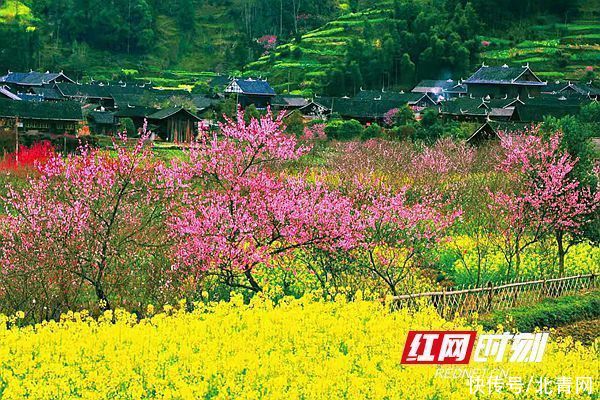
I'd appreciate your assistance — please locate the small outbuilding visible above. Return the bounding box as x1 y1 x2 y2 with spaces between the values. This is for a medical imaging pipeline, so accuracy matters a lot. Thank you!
147 107 201 143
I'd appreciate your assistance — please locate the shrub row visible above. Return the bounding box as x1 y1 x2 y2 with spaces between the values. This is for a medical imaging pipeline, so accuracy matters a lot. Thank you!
481 291 600 331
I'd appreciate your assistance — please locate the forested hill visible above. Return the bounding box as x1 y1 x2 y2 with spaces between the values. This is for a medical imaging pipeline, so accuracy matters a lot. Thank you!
0 0 340 75
0 0 596 94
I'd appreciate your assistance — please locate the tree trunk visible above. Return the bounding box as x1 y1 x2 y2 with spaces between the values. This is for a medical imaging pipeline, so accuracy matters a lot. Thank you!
556 230 565 276
244 269 262 292
95 284 111 311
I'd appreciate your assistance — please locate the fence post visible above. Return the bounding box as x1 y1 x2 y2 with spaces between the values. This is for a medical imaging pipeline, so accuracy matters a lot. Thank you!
441 289 446 318
486 281 494 311
542 278 548 298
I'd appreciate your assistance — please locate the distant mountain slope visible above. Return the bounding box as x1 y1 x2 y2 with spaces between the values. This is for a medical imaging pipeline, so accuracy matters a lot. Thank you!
244 9 599 96
479 20 600 82
244 8 393 94
0 0 596 93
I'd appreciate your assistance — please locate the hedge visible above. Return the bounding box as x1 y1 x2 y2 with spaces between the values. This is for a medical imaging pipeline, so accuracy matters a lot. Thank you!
480 291 600 331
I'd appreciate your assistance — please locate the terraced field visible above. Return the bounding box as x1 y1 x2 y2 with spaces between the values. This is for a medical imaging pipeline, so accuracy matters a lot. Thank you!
245 9 393 95
480 20 600 81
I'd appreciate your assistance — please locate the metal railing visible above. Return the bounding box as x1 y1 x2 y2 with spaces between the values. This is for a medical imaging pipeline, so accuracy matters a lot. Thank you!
391 273 597 317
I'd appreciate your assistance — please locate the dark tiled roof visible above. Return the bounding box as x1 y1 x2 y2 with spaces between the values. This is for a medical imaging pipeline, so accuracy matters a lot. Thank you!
315 97 404 119
88 110 116 125
271 95 310 107
445 84 468 94
114 106 157 118
226 79 276 96
353 90 431 104
0 71 74 86
0 98 82 120
412 79 456 93
542 81 568 93
440 97 488 115
515 94 591 122
147 107 200 121
18 94 45 102
0 86 21 100
465 66 545 86
30 87 64 100
486 97 524 109
560 83 600 96
56 83 112 99
441 96 523 116
467 121 530 143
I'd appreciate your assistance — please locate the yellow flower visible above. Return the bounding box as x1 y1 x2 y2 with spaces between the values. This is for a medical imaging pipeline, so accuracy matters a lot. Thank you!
0 296 595 399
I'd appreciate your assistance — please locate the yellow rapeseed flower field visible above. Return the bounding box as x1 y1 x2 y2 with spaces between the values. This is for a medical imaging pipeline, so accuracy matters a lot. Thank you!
0 294 597 399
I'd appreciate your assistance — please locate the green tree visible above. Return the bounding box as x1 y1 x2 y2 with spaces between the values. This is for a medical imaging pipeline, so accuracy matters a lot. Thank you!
399 53 415 86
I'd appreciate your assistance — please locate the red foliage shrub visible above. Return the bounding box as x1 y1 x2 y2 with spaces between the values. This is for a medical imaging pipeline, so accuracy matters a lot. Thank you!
0 141 56 171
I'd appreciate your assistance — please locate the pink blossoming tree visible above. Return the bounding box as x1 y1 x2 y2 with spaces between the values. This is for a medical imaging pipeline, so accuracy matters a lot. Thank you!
166 109 358 292
0 135 174 318
353 184 461 295
491 129 599 276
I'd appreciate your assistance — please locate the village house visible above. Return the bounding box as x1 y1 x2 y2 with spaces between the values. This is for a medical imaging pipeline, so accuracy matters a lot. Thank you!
411 79 466 100
146 107 201 143
439 95 525 122
114 105 200 142
466 120 529 145
312 91 436 124
0 70 75 89
225 78 276 109
55 83 115 108
271 95 311 113
298 101 331 120
0 98 83 135
353 90 437 110
86 108 119 136
463 64 547 98
548 81 600 100
514 94 591 122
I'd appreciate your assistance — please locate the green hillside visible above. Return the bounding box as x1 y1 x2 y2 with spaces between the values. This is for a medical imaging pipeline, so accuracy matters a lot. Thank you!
480 19 600 82
245 8 392 94
0 0 597 92
0 0 341 84
243 4 599 96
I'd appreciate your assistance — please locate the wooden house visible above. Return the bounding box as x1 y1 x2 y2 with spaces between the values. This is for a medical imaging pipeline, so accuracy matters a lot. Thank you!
271 95 311 112
86 109 118 135
0 98 82 134
313 92 435 124
299 101 331 120
146 107 200 143
440 96 524 122
0 71 74 89
55 83 115 108
466 120 529 145
225 78 276 109
464 65 546 98
353 91 437 111
557 82 600 100
411 79 465 100
515 94 591 122
27 87 64 102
